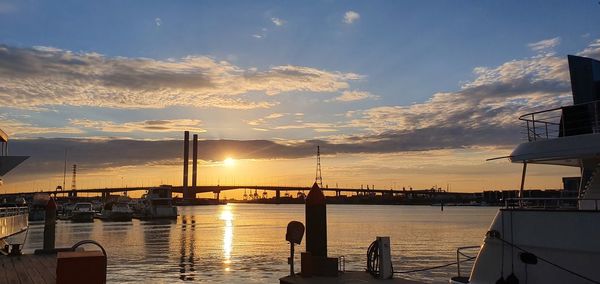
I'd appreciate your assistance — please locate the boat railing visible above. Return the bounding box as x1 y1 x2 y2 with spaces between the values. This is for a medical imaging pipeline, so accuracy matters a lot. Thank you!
456 246 480 278
519 100 600 142
504 197 600 211
0 206 28 217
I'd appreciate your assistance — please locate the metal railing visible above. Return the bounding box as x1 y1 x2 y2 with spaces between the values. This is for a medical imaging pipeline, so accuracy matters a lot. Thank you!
504 197 600 211
0 206 28 217
519 100 600 142
456 246 480 278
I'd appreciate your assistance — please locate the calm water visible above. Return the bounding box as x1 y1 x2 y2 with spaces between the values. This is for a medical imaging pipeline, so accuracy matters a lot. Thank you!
23 204 498 283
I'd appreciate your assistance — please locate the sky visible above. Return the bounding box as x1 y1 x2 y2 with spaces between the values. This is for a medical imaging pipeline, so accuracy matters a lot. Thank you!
1 0 599 196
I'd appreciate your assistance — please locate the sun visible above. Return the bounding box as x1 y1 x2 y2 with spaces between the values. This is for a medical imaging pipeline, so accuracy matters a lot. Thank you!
223 157 235 167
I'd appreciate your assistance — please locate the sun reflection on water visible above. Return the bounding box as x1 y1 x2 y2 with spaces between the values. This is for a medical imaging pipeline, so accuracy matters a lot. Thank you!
219 205 234 271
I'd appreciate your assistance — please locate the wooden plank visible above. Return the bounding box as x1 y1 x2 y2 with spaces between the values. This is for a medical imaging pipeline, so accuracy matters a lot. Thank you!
20 255 50 284
280 272 425 284
33 256 56 284
38 254 56 281
0 255 57 284
11 256 34 284
1 257 21 284
31 254 57 282
0 257 12 284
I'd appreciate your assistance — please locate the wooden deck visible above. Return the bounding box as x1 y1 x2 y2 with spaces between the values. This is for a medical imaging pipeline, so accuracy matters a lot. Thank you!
280 272 424 284
0 254 56 284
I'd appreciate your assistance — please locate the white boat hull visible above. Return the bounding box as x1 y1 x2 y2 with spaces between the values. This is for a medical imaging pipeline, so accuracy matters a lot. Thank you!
467 209 600 284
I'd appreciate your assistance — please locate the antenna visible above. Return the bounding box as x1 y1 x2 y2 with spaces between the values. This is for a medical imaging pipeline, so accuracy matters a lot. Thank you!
315 146 323 187
62 148 67 191
71 164 77 191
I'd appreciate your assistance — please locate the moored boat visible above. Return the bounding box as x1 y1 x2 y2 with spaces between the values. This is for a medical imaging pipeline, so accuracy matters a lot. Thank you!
133 185 178 220
71 202 95 222
450 55 600 284
98 201 133 221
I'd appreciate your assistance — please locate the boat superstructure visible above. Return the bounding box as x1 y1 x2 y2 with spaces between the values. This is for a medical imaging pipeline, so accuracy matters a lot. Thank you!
452 55 600 284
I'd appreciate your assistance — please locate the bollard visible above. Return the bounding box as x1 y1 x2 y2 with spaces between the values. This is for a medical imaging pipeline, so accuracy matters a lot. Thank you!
43 197 56 251
305 182 327 257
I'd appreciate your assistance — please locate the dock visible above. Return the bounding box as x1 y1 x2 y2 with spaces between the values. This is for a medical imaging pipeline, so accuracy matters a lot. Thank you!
0 254 56 284
280 272 424 284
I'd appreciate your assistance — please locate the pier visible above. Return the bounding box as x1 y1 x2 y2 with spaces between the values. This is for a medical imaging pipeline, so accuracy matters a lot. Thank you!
0 254 56 284
280 272 423 284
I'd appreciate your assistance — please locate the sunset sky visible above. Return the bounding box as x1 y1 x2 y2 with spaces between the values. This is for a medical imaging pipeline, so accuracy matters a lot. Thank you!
1 0 599 196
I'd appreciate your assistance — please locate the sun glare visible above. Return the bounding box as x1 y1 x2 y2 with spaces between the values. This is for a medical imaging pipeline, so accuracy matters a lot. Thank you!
223 157 235 167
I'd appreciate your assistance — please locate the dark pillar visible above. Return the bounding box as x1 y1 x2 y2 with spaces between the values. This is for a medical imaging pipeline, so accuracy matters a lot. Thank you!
183 131 190 199
191 134 198 200
43 198 56 251
305 182 327 257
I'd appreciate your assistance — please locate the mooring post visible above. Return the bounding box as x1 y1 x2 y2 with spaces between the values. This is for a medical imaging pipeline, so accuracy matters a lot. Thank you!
43 197 57 251
306 182 327 257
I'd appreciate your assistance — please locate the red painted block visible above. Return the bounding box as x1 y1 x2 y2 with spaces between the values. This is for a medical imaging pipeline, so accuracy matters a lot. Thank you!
57 251 106 284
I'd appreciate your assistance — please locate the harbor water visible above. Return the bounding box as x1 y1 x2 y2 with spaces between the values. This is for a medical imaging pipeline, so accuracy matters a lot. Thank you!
23 204 498 283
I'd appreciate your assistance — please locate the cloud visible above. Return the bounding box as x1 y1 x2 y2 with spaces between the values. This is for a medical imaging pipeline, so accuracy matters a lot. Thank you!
271 17 285 26
7 138 319 175
528 37 560 53
246 113 288 126
155 18 162 27
579 39 600 58
345 39 600 150
5 35 599 176
2 119 83 137
70 119 206 133
0 45 362 110
343 11 360 24
5 38 600 179
332 90 377 102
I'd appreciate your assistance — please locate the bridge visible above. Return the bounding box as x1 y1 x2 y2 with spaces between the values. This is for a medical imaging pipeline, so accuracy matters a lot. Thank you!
1 131 471 201
1 184 470 202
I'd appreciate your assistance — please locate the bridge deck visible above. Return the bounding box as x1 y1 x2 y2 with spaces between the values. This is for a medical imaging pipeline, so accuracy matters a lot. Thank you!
0 254 56 284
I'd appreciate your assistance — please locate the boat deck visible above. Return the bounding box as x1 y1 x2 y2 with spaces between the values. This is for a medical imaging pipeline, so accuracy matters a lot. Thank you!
0 254 56 284
280 272 424 284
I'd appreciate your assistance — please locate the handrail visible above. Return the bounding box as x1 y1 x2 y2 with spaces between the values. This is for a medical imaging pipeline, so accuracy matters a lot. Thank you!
71 240 107 257
0 206 28 217
518 100 600 142
518 106 564 121
504 197 600 211
518 99 600 120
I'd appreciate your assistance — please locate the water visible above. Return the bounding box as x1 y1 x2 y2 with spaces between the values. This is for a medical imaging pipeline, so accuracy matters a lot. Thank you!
23 204 498 283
